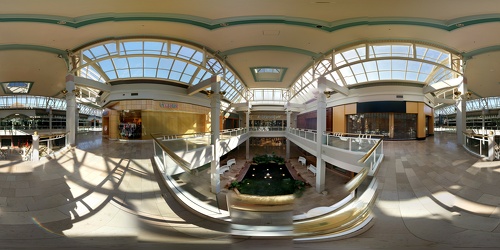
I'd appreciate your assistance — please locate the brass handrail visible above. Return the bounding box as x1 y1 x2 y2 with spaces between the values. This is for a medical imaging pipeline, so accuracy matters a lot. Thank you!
357 138 383 164
151 127 247 139
293 178 378 238
325 131 385 138
151 134 192 174
344 167 369 194
462 131 489 138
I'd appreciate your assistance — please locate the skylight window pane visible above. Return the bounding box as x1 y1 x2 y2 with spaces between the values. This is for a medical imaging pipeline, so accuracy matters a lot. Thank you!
144 69 157 77
2 82 32 94
438 54 450 65
417 73 429 82
178 47 196 61
158 58 174 70
351 63 365 75
83 50 95 60
339 67 353 77
316 61 328 74
172 60 187 73
342 49 360 63
420 63 434 74
392 71 406 80
377 60 391 70
254 90 263 100
128 57 143 68
144 41 163 54
97 59 114 72
424 49 440 62
406 72 418 81
367 72 379 81
104 43 117 55
144 57 159 68
372 45 390 57
191 51 204 65
184 64 197 75
264 90 273 100
169 71 181 81
354 73 367 83
113 58 129 69
157 69 169 78
331 71 343 84
407 61 421 72
117 69 130 78
123 42 143 54
356 47 366 60
379 71 391 80
392 60 407 71
415 47 427 59
105 70 117 79
180 74 191 83
334 54 347 67
169 44 181 56
363 61 378 72
90 46 108 59
392 45 412 57
344 75 357 85
130 69 143 77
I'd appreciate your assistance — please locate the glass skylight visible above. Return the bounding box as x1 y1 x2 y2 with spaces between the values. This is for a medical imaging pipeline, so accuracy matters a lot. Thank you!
249 88 287 105
251 67 287 82
434 97 500 116
1 82 33 94
0 95 100 115
289 42 459 104
77 39 245 103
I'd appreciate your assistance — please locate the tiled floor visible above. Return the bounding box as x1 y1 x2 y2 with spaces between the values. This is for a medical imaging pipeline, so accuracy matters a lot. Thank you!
0 131 499 249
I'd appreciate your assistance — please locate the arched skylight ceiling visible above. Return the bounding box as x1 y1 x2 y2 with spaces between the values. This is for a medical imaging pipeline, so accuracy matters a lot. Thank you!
290 42 462 104
0 95 101 116
434 97 500 116
76 39 246 103
248 88 288 105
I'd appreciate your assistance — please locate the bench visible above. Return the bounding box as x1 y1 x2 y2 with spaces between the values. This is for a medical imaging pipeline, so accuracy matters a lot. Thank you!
227 158 236 167
218 165 229 174
307 164 317 176
298 156 306 166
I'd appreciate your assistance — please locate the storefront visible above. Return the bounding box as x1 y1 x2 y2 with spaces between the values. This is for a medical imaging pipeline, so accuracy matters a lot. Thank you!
103 100 211 140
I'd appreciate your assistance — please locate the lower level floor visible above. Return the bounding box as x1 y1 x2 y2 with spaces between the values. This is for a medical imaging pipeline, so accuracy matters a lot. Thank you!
0 131 498 249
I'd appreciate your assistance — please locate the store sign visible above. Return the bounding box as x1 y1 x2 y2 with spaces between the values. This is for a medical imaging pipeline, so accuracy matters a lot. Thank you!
159 102 178 109
250 114 286 120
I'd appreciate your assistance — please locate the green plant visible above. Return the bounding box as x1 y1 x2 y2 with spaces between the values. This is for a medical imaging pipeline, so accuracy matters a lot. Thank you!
252 153 285 165
228 181 240 190
293 180 306 197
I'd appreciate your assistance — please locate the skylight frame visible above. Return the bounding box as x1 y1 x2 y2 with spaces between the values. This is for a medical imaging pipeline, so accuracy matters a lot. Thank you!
289 42 460 104
250 67 287 82
77 38 247 103
1 81 33 95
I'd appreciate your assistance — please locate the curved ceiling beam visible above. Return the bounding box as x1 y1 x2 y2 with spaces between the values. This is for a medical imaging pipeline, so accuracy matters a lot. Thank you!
1 13 499 32
221 45 320 58
0 44 66 56
462 45 500 59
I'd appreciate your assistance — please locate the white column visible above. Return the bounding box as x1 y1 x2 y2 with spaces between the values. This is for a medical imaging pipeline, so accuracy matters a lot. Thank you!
31 132 40 162
316 80 327 193
488 131 495 161
65 74 77 146
286 110 291 160
456 81 467 145
245 109 250 161
210 81 221 194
